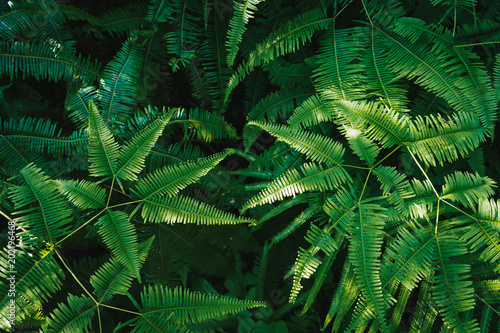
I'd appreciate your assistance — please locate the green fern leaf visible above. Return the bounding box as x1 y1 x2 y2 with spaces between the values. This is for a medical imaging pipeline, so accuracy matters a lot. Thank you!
432 234 479 332
226 0 263 67
91 237 153 303
0 41 101 83
131 150 232 200
116 111 173 181
242 162 351 212
406 112 487 167
342 126 381 167
55 179 106 210
98 34 144 124
248 121 345 166
288 94 335 129
0 248 65 330
10 164 72 245
141 194 256 225
441 171 496 208
43 294 96 333
97 209 140 281
88 100 120 178
130 285 266 328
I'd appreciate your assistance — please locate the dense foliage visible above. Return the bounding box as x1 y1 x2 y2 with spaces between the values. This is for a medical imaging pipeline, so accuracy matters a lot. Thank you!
1 0 500 332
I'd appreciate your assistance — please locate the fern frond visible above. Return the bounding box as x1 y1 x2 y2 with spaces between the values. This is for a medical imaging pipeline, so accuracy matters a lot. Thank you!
433 233 479 332
242 162 351 212
146 0 173 23
270 203 319 244
141 194 256 225
88 101 119 178
90 3 147 37
64 83 97 129
372 165 414 214
342 126 381 167
288 94 335 129
131 285 267 328
314 26 365 101
97 209 140 281
168 108 237 142
225 8 329 103
0 41 101 83
116 111 173 181
409 271 438 333
381 225 435 290
10 164 72 245
163 0 201 70
459 219 500 264
334 99 408 148
98 34 144 124
441 172 496 208
43 294 96 333
323 262 360 332
91 237 153 303
348 200 388 328
55 179 106 210
131 150 232 200
226 0 263 67
0 248 65 330
406 112 488 167
248 121 345 166
264 58 315 88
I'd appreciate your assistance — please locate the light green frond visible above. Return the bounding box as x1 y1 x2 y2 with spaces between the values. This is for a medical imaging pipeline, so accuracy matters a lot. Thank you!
459 220 500 264
433 234 479 333
406 112 488 167
88 101 119 178
116 112 173 181
10 164 72 245
360 26 409 109
98 34 144 124
405 179 437 218
0 248 65 330
248 121 345 166
91 237 153 303
55 179 106 210
97 209 140 281
226 0 263 67
131 150 232 200
43 294 96 333
381 226 435 290
141 194 256 225
289 247 321 303
441 172 496 208
0 41 101 83
168 108 238 142
242 162 351 212
314 26 365 101
342 126 381 167
334 99 408 148
288 94 335 129
225 8 329 103
131 285 267 328
348 201 388 327
377 24 474 116
475 199 500 231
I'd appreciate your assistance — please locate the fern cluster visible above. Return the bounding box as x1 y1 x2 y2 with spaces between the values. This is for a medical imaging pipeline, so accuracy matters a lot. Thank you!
1 0 500 332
